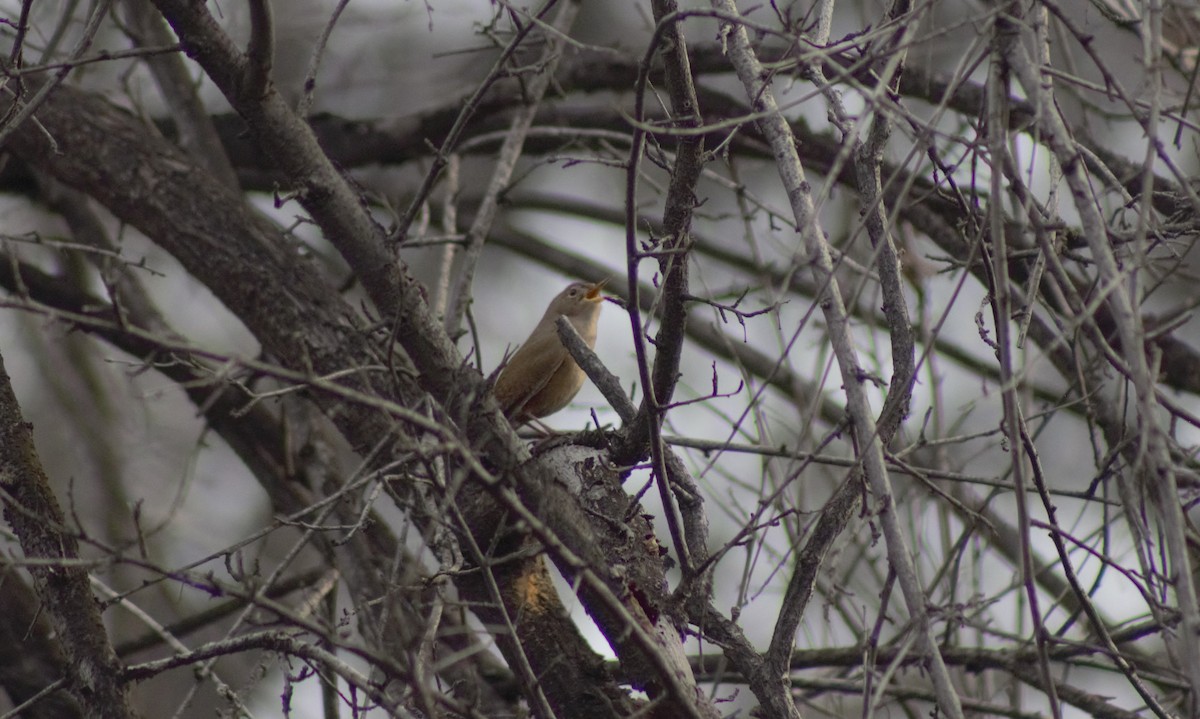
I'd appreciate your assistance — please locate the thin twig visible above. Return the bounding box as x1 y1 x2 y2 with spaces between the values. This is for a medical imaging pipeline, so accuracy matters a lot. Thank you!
710 2 966 717
442 0 580 337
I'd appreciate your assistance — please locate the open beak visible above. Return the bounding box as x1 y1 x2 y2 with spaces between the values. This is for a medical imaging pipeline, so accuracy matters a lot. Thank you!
585 278 608 301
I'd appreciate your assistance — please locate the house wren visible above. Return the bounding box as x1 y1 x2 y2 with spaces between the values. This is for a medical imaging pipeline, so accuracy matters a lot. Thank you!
494 279 607 423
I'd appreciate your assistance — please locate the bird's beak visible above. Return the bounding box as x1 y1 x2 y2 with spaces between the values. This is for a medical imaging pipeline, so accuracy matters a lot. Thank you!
585 278 608 301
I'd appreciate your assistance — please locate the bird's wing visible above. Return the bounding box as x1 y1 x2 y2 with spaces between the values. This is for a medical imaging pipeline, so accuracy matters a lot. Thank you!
494 333 567 416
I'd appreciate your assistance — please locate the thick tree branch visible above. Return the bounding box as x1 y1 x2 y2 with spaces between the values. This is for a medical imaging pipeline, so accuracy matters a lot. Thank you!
0 352 135 719
0 566 83 719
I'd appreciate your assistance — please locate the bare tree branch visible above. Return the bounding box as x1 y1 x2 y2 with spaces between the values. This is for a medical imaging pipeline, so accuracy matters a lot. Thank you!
0 353 135 719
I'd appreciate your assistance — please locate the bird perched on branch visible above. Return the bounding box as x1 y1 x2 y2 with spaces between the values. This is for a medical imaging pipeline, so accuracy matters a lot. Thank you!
494 279 607 424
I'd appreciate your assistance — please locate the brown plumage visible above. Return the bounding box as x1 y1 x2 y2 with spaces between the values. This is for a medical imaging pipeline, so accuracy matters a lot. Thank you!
493 280 606 423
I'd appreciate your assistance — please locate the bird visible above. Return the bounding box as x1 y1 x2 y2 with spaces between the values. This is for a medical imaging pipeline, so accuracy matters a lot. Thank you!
493 279 607 424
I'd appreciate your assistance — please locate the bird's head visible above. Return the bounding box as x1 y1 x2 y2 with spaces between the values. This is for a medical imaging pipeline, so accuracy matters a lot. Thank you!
548 279 607 320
